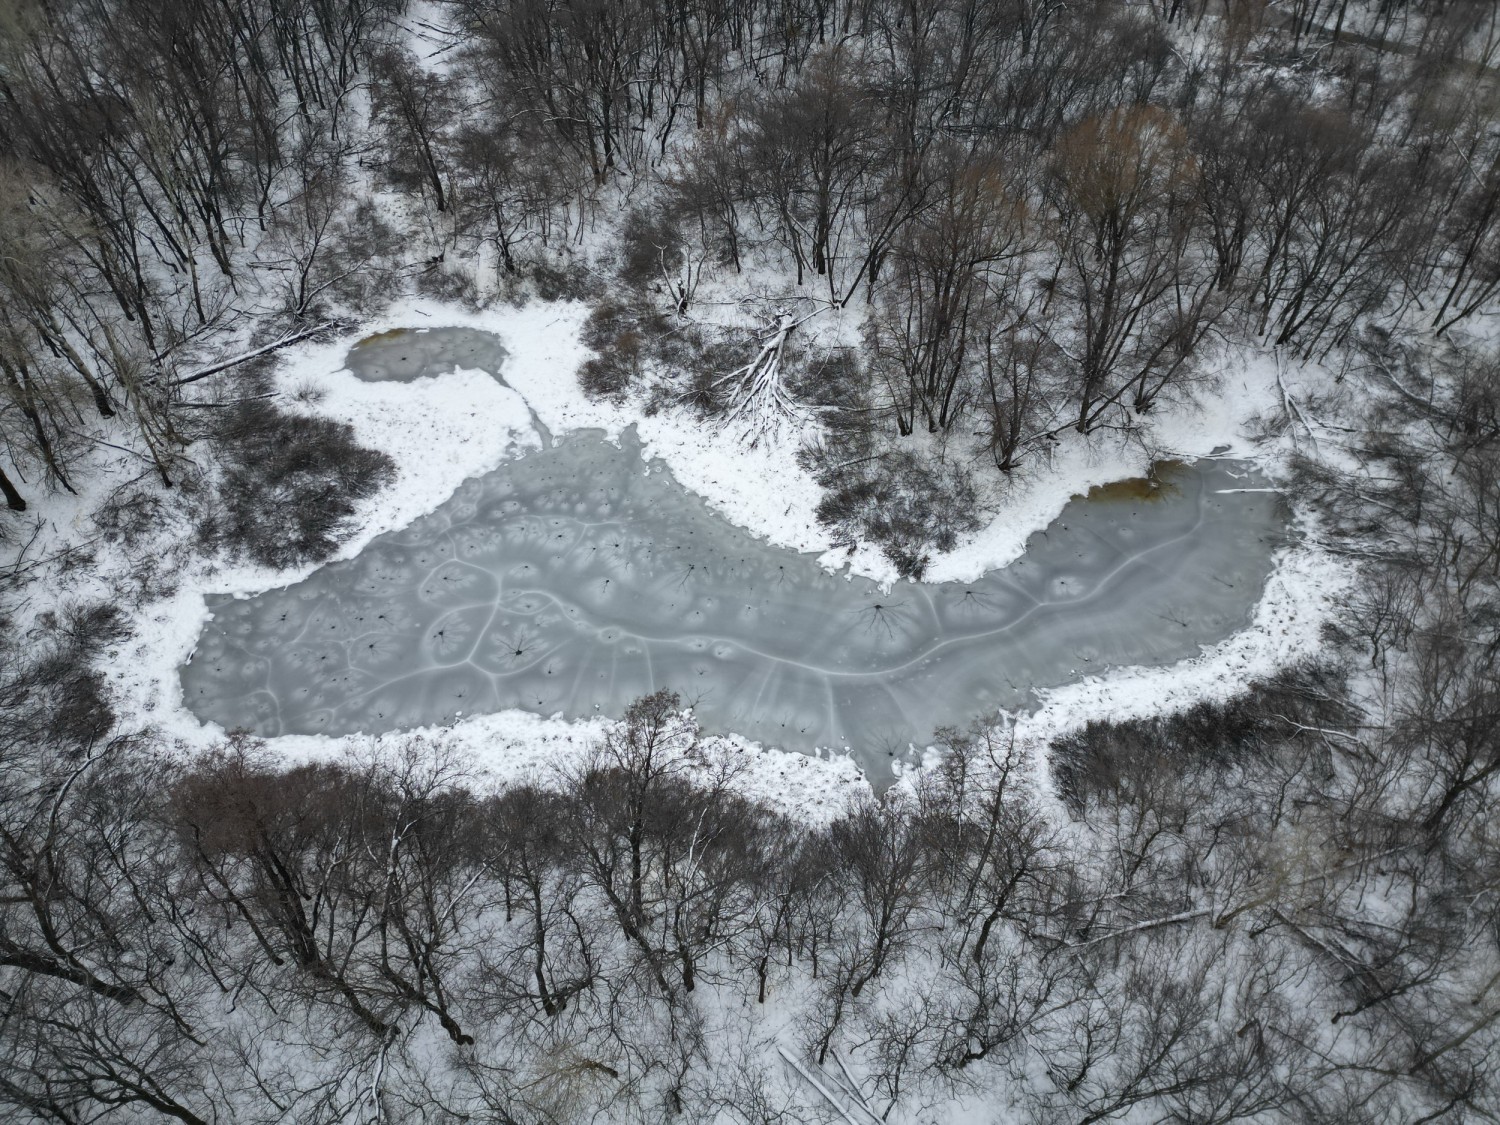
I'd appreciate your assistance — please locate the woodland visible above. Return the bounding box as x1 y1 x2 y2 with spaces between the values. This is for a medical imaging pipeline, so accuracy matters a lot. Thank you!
4 0 1500 1120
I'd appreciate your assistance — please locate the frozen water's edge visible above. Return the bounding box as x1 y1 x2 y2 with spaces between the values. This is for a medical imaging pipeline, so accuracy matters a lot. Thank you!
104 301 1351 820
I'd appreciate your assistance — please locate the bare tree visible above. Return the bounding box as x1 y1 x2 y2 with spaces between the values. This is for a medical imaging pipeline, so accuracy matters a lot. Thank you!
172 742 398 1038
1048 105 1212 432
369 45 455 214
741 47 883 293
866 142 1030 436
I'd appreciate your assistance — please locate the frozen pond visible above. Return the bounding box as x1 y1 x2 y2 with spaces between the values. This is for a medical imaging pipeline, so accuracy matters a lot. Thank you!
342 325 513 384
181 328 1288 775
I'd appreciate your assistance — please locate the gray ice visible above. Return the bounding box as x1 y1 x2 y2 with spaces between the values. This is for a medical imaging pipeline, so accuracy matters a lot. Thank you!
180 328 1288 777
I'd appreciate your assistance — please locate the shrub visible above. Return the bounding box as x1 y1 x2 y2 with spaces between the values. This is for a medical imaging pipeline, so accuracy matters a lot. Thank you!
618 206 683 287
579 346 641 401
1049 662 1355 812
0 603 126 752
658 325 741 418
579 299 671 402
581 299 636 352
810 445 983 580
199 399 394 569
792 350 865 414
415 261 480 305
799 351 987 577
531 261 603 302
93 484 172 552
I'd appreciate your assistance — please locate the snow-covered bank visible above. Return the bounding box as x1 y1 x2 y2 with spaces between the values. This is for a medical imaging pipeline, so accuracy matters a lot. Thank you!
998 539 1354 817
87 298 1345 821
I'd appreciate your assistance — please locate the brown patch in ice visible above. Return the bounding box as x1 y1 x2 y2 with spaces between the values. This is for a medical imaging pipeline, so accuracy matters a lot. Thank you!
353 327 409 347
1074 459 1187 503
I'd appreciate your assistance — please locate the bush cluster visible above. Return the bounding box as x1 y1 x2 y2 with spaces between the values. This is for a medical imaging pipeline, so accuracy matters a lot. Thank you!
198 397 394 569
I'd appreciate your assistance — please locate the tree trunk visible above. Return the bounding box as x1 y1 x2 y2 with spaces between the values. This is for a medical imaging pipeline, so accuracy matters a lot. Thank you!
0 463 25 511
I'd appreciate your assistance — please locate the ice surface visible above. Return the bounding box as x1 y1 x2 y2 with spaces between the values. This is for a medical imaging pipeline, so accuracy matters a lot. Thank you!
180 330 1289 776
344 325 512 384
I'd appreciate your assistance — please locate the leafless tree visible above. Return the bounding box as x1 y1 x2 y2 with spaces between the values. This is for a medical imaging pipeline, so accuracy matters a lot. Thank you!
1047 105 1215 432
370 45 455 214
866 142 1030 436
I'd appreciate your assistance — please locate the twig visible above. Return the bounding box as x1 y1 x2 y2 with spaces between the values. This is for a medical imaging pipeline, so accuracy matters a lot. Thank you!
3 518 47 578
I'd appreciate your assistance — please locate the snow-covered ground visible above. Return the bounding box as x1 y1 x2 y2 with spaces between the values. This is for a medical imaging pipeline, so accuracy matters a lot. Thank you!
42 298 1351 821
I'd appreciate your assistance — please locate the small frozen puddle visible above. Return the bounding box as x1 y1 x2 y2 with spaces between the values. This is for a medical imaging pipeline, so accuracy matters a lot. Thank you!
182 328 1288 776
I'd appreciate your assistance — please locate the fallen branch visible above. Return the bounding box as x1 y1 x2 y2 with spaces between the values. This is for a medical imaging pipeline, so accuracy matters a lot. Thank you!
171 393 281 409
172 323 337 387
1066 907 1212 949
776 1047 866 1125
1275 351 1321 454
714 310 828 446
715 313 801 440
830 1050 884 1124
